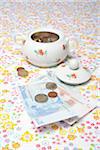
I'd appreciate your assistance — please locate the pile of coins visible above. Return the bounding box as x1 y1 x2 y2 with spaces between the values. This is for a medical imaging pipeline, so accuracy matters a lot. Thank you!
17 67 29 77
31 32 59 43
34 37 57 43
35 82 58 103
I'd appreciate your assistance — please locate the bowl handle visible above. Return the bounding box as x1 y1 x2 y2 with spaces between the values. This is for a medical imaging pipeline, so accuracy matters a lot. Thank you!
66 36 78 58
13 33 27 46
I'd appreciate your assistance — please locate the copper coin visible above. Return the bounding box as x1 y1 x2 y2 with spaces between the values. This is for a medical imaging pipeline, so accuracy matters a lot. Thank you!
48 91 58 98
46 82 57 90
35 94 48 103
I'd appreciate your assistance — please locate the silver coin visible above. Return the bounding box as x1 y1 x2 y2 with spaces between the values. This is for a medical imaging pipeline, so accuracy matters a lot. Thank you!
46 82 57 90
35 94 48 103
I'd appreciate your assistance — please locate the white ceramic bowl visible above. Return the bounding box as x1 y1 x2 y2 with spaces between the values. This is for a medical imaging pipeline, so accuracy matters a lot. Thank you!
21 27 77 67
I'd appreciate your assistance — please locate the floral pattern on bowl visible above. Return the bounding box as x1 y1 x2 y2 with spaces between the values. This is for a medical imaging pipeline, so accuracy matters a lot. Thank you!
34 49 47 56
66 73 77 79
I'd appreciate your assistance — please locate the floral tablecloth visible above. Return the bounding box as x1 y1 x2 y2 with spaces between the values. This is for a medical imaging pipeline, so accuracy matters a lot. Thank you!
0 1 99 150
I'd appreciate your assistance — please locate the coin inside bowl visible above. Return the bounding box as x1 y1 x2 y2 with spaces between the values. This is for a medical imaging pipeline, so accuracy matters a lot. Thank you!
31 31 59 43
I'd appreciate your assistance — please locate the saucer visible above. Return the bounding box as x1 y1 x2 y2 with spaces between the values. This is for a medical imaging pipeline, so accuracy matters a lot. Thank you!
55 64 91 85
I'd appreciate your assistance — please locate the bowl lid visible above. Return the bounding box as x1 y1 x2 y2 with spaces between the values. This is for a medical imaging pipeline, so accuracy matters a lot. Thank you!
55 64 91 85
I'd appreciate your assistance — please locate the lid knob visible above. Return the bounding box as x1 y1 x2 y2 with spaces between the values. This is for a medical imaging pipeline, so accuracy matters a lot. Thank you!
68 58 79 70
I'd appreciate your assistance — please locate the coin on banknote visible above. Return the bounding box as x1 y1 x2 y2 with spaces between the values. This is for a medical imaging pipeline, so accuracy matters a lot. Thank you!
46 82 57 90
35 94 48 103
48 91 58 98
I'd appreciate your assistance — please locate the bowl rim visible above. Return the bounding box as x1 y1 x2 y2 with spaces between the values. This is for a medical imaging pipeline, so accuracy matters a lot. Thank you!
28 27 65 45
